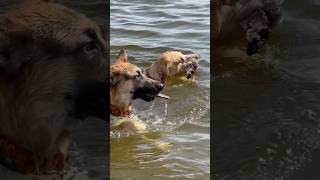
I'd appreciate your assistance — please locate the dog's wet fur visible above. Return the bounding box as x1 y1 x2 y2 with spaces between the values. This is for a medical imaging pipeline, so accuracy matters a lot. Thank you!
145 51 200 83
0 0 107 173
110 49 163 114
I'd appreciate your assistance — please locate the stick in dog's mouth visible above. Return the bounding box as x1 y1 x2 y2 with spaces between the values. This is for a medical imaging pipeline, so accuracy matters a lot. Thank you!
156 93 170 99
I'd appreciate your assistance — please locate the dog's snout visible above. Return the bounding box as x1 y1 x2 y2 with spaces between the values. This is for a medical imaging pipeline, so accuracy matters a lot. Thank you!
157 83 164 91
192 62 198 70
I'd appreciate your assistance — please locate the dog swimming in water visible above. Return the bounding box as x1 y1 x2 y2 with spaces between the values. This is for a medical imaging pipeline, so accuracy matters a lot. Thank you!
110 49 164 132
144 51 201 84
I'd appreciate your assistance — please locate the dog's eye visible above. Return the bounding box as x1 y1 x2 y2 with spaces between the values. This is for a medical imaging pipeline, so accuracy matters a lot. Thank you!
180 58 185 63
135 70 142 79
83 43 98 54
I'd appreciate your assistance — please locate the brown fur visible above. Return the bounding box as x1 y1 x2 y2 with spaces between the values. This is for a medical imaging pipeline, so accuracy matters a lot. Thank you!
110 49 163 115
0 0 107 172
145 51 200 83
110 51 141 113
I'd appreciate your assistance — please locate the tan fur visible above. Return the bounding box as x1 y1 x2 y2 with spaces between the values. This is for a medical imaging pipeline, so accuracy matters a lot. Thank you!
0 0 107 172
110 50 163 132
145 51 200 83
110 51 171 151
110 52 141 113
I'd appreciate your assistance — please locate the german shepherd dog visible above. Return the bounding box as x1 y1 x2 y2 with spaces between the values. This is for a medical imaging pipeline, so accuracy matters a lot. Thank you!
110 49 163 130
144 51 200 84
110 50 174 152
0 0 107 174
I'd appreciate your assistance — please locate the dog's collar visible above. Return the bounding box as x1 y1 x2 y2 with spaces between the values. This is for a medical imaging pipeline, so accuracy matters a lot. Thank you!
110 104 132 117
0 134 66 174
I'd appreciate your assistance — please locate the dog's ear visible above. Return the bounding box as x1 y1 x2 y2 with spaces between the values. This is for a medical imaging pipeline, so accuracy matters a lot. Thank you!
117 49 128 63
185 53 200 61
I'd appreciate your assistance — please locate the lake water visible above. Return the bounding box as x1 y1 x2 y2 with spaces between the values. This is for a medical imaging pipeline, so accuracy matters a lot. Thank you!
110 0 210 179
213 1 320 179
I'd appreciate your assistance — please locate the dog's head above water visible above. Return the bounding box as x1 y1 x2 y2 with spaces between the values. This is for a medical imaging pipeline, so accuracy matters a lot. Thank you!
183 53 201 79
0 0 108 120
110 49 164 113
146 51 200 83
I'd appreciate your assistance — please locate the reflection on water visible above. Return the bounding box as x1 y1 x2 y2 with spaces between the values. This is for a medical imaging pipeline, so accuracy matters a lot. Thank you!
213 1 320 179
111 0 210 179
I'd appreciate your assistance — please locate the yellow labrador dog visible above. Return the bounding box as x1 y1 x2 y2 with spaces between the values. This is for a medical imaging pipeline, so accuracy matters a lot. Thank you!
144 51 201 84
214 0 284 55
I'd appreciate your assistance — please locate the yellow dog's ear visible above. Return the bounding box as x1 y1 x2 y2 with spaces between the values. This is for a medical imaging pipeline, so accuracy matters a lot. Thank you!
117 49 128 63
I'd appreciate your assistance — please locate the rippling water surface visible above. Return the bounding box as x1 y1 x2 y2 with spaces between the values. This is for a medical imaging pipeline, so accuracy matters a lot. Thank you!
214 1 320 179
111 0 210 179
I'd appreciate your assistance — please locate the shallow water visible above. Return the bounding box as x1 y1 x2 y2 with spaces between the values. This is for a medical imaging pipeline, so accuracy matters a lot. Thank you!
213 1 320 179
110 0 210 179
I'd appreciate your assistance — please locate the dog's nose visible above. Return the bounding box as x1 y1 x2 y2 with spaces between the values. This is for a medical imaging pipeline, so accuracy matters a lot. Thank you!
187 73 192 79
192 62 198 70
157 83 164 91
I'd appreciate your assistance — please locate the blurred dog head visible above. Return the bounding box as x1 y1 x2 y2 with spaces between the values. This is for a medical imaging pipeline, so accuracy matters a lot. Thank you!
0 0 108 120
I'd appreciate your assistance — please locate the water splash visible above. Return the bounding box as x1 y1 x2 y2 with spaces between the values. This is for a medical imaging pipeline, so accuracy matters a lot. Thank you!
164 100 168 117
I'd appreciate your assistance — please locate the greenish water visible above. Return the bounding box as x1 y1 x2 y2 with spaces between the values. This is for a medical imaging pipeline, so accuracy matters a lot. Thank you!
110 0 210 179
214 1 320 179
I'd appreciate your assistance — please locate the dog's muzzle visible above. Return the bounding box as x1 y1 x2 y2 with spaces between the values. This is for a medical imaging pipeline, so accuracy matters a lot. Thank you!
185 60 199 79
133 83 164 102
